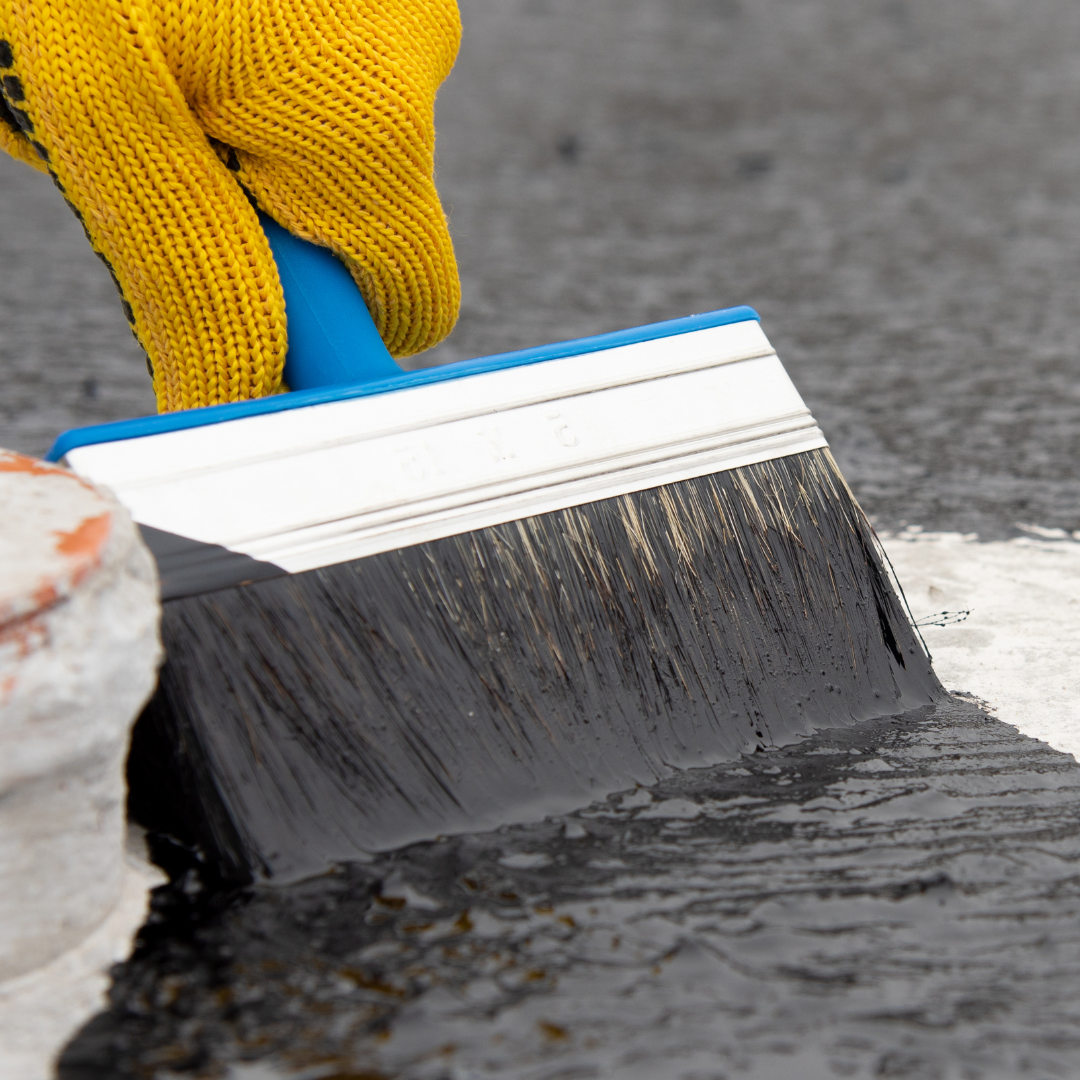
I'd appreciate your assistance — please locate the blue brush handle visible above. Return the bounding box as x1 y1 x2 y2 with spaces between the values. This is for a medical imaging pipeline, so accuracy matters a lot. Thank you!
257 210 403 391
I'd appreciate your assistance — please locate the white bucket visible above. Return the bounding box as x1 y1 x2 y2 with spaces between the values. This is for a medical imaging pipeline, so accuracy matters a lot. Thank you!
0 451 163 1080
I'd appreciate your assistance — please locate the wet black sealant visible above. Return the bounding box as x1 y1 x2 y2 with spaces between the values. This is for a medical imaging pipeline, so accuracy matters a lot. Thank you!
66 697 1080 1079
128 448 941 884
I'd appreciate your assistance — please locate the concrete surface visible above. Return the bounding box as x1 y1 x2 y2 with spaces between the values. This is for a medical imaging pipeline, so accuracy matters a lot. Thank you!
883 528 1080 762
4 0 1080 1075
0 834 164 1080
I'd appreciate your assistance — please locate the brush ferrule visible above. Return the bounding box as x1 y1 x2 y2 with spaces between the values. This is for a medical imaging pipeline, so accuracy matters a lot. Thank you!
63 320 825 597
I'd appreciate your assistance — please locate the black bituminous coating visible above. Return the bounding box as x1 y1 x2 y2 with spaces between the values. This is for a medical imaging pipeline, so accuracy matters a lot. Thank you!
64 700 1080 1080
128 449 942 882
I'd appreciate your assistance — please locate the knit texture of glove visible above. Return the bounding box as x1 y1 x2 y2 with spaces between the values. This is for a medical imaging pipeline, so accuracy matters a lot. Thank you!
0 0 461 411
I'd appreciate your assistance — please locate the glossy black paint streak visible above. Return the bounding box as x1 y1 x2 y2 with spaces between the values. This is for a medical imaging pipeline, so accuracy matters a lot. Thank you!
66 699 1080 1079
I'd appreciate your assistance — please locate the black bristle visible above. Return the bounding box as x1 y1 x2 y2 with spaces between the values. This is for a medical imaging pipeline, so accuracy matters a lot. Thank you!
128 449 943 883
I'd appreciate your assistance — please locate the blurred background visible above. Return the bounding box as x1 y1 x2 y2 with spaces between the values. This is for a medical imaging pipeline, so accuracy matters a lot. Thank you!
4 0 1080 537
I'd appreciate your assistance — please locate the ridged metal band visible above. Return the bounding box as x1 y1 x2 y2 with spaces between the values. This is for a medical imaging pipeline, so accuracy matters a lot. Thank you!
65 320 827 589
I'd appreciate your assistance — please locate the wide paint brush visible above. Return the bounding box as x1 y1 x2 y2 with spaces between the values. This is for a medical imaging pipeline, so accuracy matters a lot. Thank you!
49 220 943 884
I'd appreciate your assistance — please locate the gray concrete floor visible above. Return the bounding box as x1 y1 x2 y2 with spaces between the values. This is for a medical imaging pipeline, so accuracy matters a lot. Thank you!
6 0 1080 1076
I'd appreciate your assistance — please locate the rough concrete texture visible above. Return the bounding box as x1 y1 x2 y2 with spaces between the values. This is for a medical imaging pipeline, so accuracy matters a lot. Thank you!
0 835 164 1080
883 530 1080 763
3 0 1080 1075
0 454 163 1078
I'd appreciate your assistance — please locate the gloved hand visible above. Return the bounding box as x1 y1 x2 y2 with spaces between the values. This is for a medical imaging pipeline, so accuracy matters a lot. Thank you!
0 0 461 411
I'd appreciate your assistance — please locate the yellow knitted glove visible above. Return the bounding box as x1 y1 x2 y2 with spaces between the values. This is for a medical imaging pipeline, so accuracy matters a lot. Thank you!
0 0 461 411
